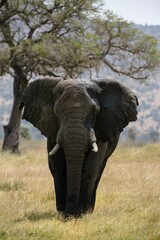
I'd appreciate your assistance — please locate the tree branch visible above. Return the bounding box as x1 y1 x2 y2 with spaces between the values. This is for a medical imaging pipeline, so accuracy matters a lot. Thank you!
103 57 148 80
1 22 14 47
0 0 8 8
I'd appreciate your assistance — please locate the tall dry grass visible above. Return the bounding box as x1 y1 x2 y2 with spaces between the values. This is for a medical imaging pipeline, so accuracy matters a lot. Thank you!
0 140 160 240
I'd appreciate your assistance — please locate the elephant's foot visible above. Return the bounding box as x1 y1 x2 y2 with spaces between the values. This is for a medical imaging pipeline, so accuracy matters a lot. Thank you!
63 211 82 220
56 204 66 213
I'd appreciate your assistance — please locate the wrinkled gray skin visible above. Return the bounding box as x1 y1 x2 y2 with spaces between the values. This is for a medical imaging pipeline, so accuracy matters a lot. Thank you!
20 77 138 217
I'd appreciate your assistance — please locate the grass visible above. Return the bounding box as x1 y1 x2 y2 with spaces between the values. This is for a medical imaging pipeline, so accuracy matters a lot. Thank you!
0 140 160 240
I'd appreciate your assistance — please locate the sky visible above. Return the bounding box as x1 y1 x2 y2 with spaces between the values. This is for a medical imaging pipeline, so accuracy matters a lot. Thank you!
104 0 160 25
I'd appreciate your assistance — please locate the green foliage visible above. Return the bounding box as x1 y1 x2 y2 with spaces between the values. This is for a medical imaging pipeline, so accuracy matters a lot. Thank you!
20 126 31 140
0 48 10 75
0 1 159 79
90 11 160 79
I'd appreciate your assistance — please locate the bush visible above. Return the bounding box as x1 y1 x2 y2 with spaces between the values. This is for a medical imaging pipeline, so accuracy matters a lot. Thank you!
20 126 31 140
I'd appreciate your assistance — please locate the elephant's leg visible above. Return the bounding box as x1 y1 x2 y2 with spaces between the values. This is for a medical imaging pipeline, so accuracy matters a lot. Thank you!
79 140 108 214
90 135 120 212
79 135 120 214
47 139 67 213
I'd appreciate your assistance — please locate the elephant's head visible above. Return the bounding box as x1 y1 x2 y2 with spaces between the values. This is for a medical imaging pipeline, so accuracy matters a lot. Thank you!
20 77 138 215
48 79 100 156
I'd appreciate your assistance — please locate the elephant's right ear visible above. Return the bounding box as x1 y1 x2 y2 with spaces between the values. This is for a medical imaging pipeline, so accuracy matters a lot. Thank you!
87 78 138 143
20 78 62 138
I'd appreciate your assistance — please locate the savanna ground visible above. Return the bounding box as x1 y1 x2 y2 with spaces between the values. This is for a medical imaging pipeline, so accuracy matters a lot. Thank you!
0 140 160 240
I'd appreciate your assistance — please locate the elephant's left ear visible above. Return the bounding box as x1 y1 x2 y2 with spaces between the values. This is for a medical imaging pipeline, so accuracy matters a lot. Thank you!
20 77 62 138
89 78 139 143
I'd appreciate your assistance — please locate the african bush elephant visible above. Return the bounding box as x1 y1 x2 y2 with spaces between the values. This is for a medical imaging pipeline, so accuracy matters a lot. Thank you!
20 77 138 217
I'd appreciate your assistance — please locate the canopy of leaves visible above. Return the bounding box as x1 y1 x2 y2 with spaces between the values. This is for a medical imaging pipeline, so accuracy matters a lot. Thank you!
0 0 160 80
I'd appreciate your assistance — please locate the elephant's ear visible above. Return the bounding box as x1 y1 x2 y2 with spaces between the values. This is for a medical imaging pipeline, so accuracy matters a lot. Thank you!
20 78 62 138
89 78 139 143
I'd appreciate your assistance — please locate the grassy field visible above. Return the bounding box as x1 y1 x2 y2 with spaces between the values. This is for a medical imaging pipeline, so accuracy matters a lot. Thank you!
0 141 160 240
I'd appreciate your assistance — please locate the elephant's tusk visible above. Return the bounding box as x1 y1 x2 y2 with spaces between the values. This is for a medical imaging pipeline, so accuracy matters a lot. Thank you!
92 142 98 152
49 143 60 156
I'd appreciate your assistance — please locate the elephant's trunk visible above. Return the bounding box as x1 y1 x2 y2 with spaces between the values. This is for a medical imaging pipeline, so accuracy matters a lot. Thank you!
48 123 98 216
63 125 88 216
49 127 98 156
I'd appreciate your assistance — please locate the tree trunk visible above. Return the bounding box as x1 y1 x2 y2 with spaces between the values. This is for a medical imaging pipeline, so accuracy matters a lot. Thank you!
2 65 28 152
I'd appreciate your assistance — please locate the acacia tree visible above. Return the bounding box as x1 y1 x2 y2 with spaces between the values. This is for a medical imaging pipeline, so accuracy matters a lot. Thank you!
0 0 159 152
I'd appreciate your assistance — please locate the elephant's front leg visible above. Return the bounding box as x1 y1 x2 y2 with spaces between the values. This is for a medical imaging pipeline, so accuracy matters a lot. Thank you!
90 135 120 211
47 139 67 213
79 136 119 214
79 140 108 214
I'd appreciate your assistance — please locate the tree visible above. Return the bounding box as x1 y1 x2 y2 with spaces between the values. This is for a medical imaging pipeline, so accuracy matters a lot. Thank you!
0 0 159 152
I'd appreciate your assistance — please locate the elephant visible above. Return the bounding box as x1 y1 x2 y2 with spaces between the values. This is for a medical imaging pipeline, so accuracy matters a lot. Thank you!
20 77 138 217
